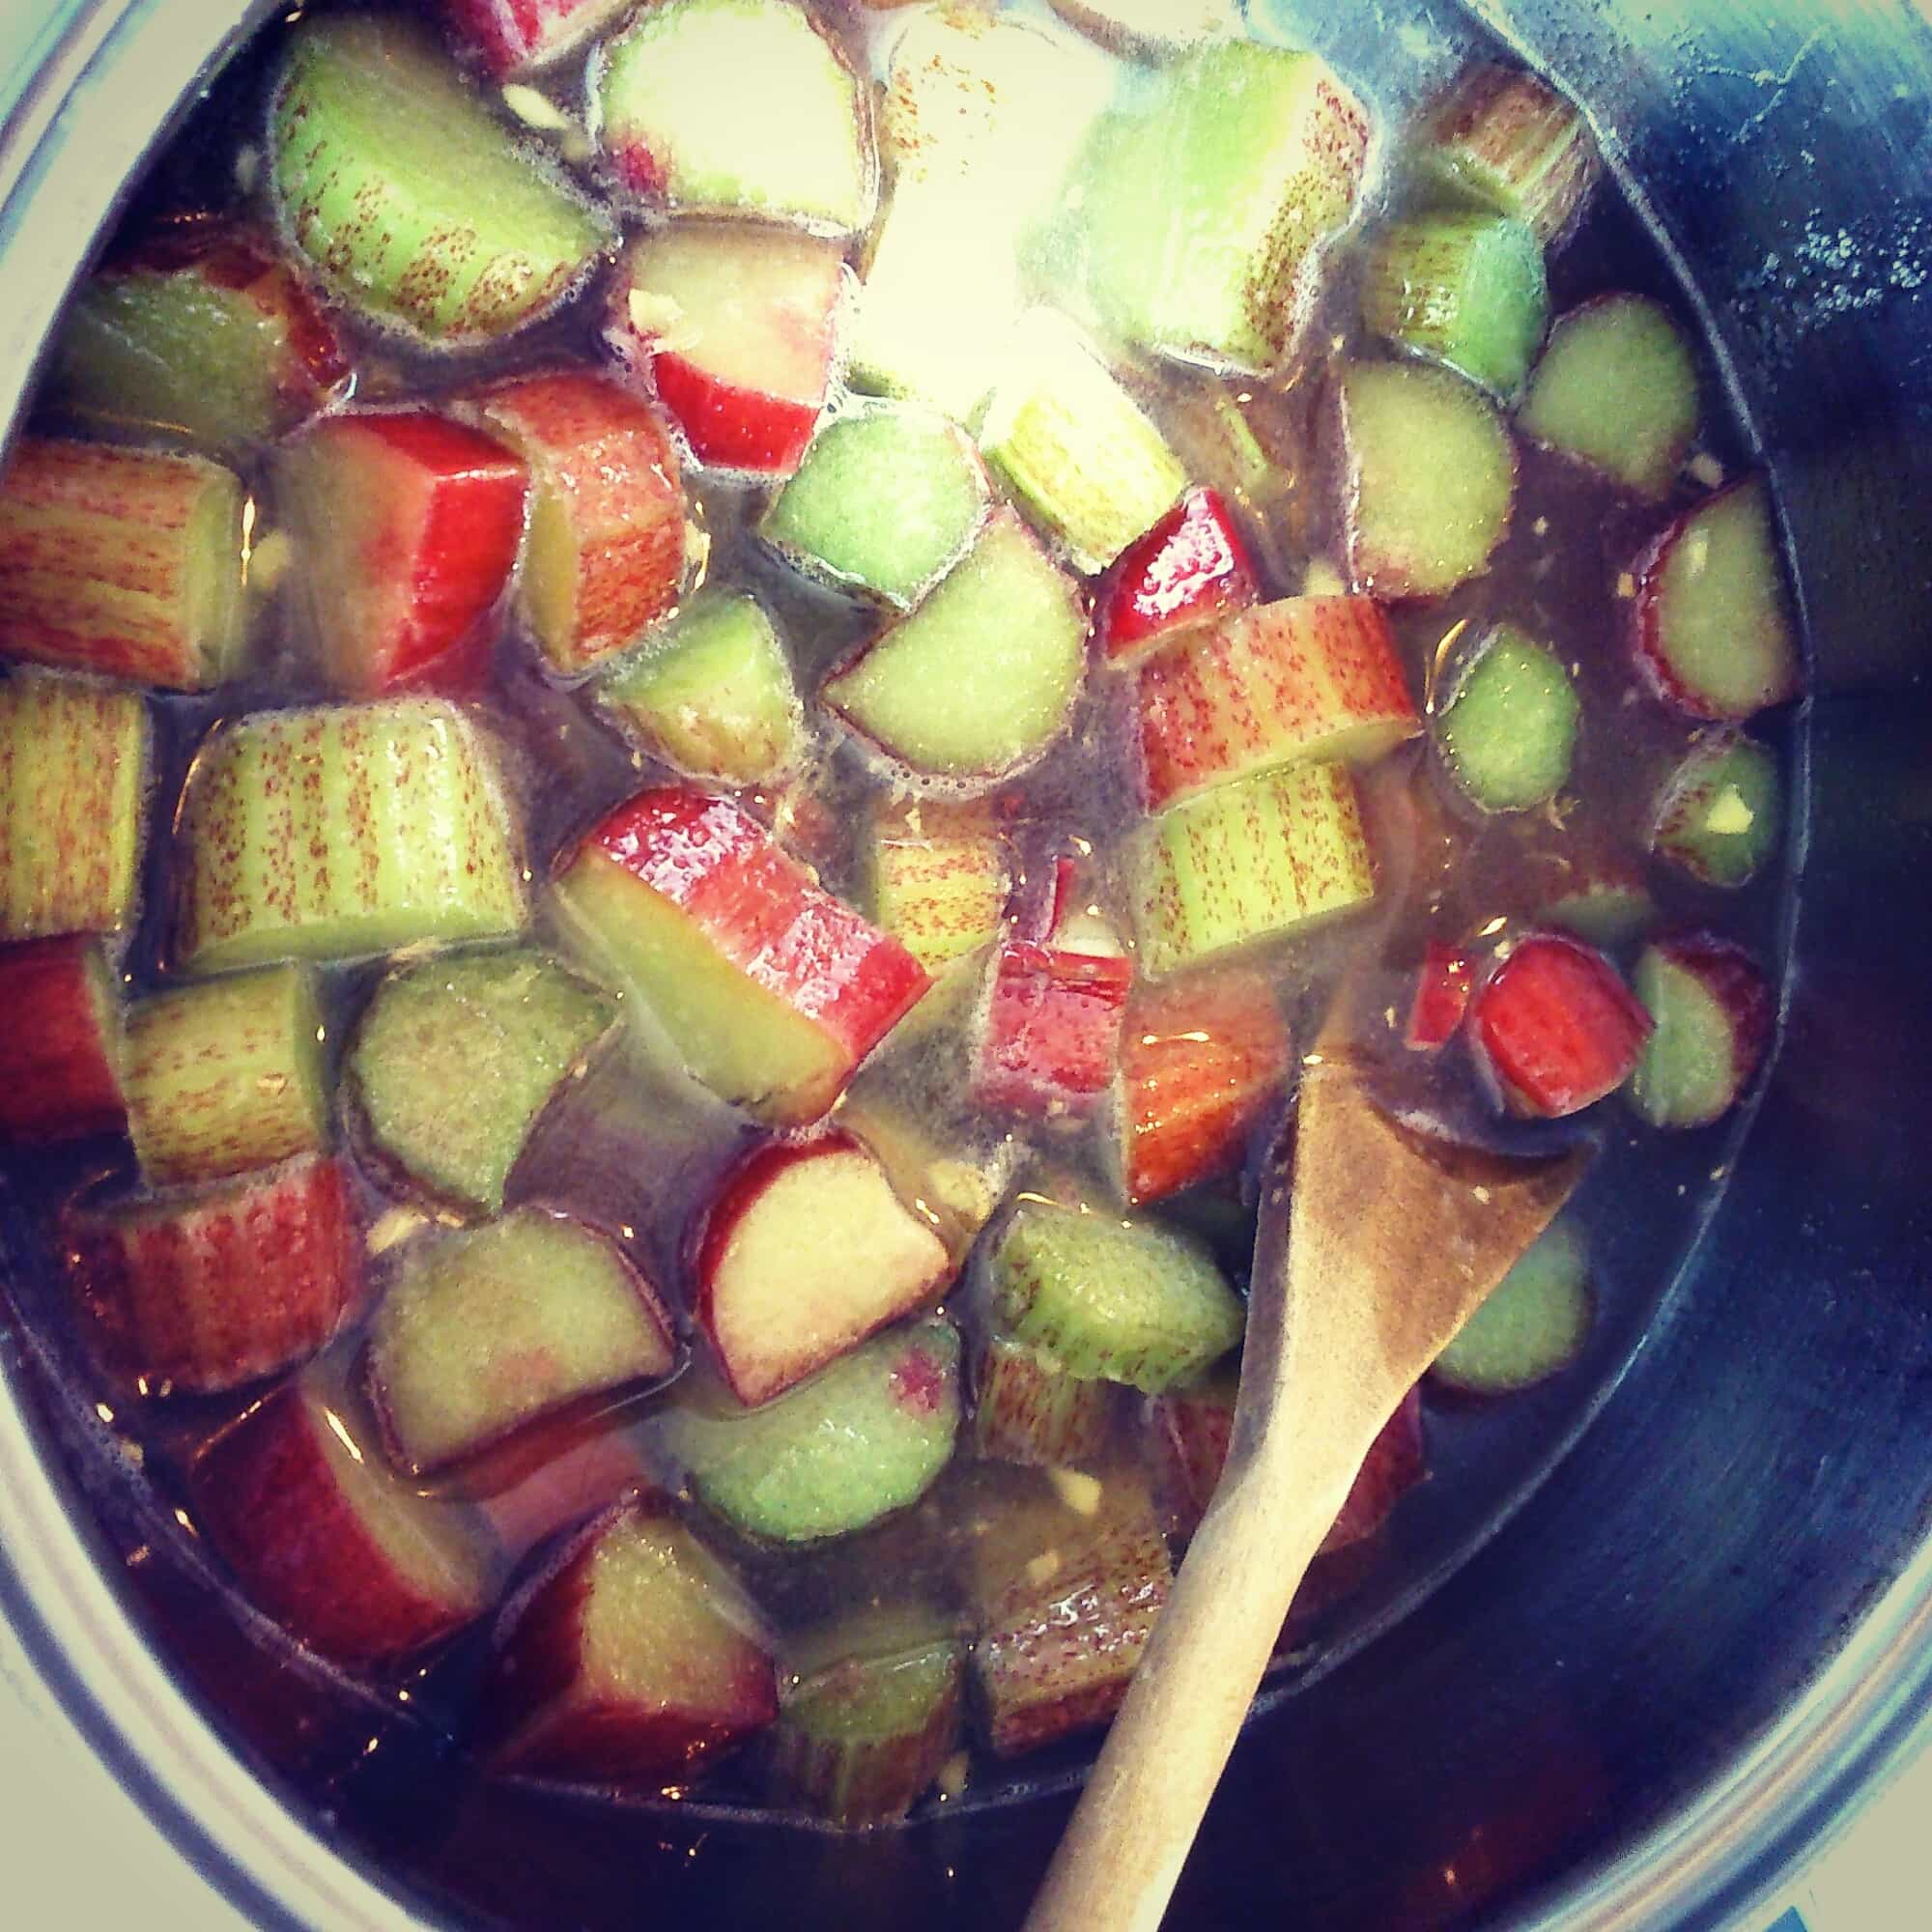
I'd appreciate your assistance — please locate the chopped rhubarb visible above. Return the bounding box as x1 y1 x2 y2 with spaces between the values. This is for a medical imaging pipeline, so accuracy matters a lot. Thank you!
67 1154 366 1394
694 1132 952 1406
461 371 688 677
0 938 127 1145
49 221 350 451
609 223 846 477
192 1376 493 1665
552 785 930 1127
1631 478 1801 721
1096 488 1261 666
1134 596 1420 811
0 438 245 691
1405 941 1475 1051
278 410 528 696
1468 930 1654 1118
973 933 1134 1121
1627 933 1774 1129
1120 968 1291 1206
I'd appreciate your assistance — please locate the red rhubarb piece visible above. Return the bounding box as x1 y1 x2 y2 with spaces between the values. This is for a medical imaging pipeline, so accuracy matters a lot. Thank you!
1406 940 1474 1051
1096 487 1260 665
0 937 127 1144
1468 930 1653 1118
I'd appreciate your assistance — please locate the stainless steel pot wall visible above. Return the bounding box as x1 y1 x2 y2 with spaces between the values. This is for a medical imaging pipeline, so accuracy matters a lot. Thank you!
4 3 1932 1929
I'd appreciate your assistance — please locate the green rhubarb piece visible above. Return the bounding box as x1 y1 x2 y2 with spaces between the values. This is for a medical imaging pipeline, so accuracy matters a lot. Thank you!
1341 360 1516 599
1543 870 1654 948
0 671 149 942
1435 623 1579 812
660 1321 960 1543
1520 295 1699 500
1132 760 1378 980
1061 41 1369 373
123 965 327 1188
972 1327 1117 1467
270 16 612 345
597 593 802 786
1360 213 1548 400
1420 64 1602 246
1652 733 1781 889
174 697 526 976
763 407 987 608
990 1199 1243 1395
594 0 871 233
369 1210 674 1472
769 1606 964 1828
865 797 1010 976
1432 1218 1592 1393
349 947 618 1215
978 312 1186 573
1626 939 1769 1130
820 512 1086 781
48 237 340 452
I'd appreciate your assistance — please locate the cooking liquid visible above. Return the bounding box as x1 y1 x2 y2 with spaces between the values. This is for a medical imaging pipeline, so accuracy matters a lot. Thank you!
0 0 1793 1889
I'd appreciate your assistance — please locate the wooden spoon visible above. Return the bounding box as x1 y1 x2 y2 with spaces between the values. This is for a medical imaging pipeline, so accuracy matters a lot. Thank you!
1023 1052 1591 1932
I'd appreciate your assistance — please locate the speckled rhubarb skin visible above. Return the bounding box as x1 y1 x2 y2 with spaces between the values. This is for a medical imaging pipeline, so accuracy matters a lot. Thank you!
465 371 687 675
1422 62 1602 245
67 1154 365 1393
1132 760 1378 979
173 697 526 975
0 439 243 689
0 671 149 942
1135 595 1419 810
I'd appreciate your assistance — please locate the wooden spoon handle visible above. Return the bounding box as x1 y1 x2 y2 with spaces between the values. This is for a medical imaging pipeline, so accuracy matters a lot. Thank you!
1022 1448 1346 1932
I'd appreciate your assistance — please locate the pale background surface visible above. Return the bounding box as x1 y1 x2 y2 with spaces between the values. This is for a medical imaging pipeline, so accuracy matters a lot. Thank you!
2 1610 1927 1931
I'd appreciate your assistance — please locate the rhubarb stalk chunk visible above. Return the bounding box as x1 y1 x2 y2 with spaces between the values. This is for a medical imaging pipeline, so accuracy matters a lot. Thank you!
0 937 128 1145
277 410 529 696
1468 931 1653 1118
1420 63 1602 247
1134 597 1420 812
0 439 245 691
768 1609 965 1828
174 697 526 976
370 1210 676 1473
864 797 1012 976
977 311 1187 574
1118 969 1291 1208
695 1134 952 1407
483 1505 777 1781
660 1321 961 1543
1131 761 1378 980
270 16 613 345
67 1154 365 1394
1063 41 1370 373
192 1376 493 1665
820 511 1088 784
596 592 803 787
48 224 349 453
991 1197 1243 1394
464 371 688 677
0 671 150 942
350 947 618 1216
971 1481 1173 1756
592 0 873 234
122 964 328 1187
552 786 929 1128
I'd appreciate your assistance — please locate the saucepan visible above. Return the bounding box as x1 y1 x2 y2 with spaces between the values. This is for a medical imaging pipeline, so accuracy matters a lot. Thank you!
1 0 1930 1926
